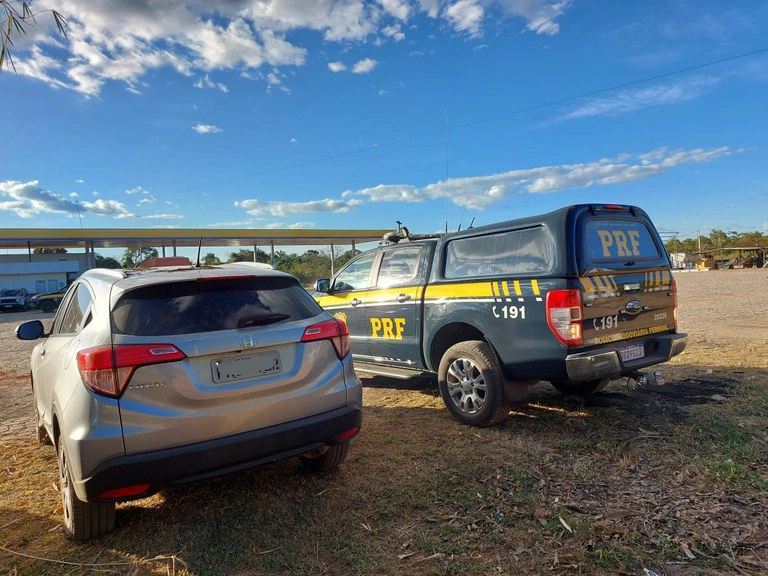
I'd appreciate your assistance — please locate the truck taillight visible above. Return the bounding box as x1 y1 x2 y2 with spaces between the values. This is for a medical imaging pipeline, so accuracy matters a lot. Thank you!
671 277 678 328
301 318 351 360
77 344 186 398
546 289 583 346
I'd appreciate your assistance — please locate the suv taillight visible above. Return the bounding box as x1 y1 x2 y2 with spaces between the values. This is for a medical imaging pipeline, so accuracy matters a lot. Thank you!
301 319 351 360
546 289 583 346
77 344 187 398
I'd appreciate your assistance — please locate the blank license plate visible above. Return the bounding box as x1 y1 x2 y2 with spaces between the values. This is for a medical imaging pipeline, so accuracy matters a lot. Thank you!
619 344 645 362
212 351 282 383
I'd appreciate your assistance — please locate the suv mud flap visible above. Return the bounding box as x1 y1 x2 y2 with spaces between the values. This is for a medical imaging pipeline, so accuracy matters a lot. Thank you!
565 333 687 381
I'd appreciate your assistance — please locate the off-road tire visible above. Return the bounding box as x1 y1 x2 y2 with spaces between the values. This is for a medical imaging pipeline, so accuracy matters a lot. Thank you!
40 300 56 313
300 442 350 472
550 378 610 397
57 435 116 541
437 340 509 427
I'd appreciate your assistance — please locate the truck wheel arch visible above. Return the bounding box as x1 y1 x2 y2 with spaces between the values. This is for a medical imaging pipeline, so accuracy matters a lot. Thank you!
427 322 488 372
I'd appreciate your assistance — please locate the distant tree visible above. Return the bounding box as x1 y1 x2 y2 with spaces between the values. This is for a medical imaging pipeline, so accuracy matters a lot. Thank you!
1 1 67 72
95 254 121 269
202 252 221 265
227 248 270 263
122 247 159 268
33 247 67 254
335 249 360 268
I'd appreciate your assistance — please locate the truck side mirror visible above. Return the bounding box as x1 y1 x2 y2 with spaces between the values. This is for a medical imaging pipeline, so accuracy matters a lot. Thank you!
314 278 330 293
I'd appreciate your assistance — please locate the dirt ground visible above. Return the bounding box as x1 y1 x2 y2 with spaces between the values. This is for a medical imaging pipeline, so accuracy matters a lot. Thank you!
1 268 766 437
1 268 766 576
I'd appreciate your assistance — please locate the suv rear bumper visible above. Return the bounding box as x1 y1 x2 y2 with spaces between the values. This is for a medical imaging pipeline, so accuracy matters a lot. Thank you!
76 405 362 502
565 333 687 381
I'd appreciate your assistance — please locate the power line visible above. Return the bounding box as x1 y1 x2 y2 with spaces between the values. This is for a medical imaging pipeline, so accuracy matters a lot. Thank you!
168 46 768 196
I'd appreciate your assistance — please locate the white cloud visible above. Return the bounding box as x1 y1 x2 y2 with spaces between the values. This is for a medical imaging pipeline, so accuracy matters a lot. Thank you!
559 76 720 121
75 179 85 184
142 213 183 220
16 1 573 95
289 137 298 144
125 186 151 195
81 198 137 218
0 180 188 219
235 197 364 217
194 74 229 93
192 123 223 134
230 146 731 218
352 58 378 74
328 61 347 72
445 0 485 37
378 0 410 21
289 221 316 229
382 24 406 41
343 146 732 209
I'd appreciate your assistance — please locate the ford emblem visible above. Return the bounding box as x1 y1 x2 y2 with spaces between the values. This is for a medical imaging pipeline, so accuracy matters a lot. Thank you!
625 300 642 313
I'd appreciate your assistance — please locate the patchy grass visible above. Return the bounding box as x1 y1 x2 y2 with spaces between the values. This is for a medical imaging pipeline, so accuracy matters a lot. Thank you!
2 356 768 575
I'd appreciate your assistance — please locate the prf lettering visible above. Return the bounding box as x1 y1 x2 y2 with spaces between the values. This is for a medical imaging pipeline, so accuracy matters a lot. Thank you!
370 317 406 339
597 229 641 258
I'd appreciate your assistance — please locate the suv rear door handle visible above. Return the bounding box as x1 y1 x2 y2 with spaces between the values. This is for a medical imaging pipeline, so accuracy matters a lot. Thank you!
350 298 362 307
396 294 411 303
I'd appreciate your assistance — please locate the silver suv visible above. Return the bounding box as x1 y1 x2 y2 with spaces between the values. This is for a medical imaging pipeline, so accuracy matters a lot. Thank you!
16 264 362 540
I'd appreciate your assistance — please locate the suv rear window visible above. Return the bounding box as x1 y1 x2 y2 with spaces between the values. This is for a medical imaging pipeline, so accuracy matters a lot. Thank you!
112 276 322 336
584 219 660 263
445 227 551 279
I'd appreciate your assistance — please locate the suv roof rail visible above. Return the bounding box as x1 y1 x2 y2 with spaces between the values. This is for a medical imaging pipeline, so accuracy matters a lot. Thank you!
87 268 128 282
219 261 274 270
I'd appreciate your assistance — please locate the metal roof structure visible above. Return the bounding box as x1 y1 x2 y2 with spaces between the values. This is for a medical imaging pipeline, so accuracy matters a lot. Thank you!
0 227 392 250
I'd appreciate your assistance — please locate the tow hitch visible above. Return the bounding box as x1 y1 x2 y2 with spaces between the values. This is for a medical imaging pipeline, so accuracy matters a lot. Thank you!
626 370 663 389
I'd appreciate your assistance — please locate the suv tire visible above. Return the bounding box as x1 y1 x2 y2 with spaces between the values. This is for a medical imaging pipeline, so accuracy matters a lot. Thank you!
438 341 508 427
550 378 610 397
300 442 349 471
40 300 56 313
57 435 115 541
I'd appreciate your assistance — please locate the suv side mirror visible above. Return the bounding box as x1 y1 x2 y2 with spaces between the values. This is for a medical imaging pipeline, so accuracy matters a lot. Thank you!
16 320 45 341
314 278 330 293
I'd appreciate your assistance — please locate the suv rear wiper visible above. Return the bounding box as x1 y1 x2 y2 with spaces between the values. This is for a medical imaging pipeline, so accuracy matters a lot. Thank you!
236 313 290 328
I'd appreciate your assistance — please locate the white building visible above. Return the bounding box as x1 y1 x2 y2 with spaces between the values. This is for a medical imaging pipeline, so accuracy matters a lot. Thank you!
0 254 87 294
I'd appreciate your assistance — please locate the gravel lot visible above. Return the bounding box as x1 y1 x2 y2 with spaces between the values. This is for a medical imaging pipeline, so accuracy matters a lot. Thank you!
1 268 766 438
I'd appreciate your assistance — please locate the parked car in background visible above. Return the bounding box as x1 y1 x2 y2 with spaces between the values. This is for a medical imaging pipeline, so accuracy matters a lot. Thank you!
30 289 67 312
0 288 30 311
16 263 362 540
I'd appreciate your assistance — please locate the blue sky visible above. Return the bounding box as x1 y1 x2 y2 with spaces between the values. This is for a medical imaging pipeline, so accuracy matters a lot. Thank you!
2 0 767 253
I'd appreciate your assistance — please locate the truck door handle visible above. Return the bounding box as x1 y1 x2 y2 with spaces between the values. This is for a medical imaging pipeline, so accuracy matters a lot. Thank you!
396 294 411 303
350 298 361 307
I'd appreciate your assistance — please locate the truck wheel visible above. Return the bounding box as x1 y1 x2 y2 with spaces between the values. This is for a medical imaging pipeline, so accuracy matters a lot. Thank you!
57 435 116 540
300 443 349 472
550 379 610 397
438 341 508 427
40 300 56 313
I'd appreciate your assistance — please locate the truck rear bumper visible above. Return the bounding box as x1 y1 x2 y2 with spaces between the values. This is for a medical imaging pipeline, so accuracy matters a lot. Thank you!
565 333 687 381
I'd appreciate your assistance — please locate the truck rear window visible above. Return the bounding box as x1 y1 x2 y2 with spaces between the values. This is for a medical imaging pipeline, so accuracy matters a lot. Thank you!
584 219 660 263
112 277 322 336
445 227 551 278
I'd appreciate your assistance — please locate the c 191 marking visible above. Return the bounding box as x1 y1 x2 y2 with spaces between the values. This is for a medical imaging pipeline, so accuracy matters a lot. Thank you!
493 305 526 320
593 314 619 331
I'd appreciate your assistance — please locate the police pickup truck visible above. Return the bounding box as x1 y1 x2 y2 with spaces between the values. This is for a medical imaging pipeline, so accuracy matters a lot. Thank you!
314 204 687 427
